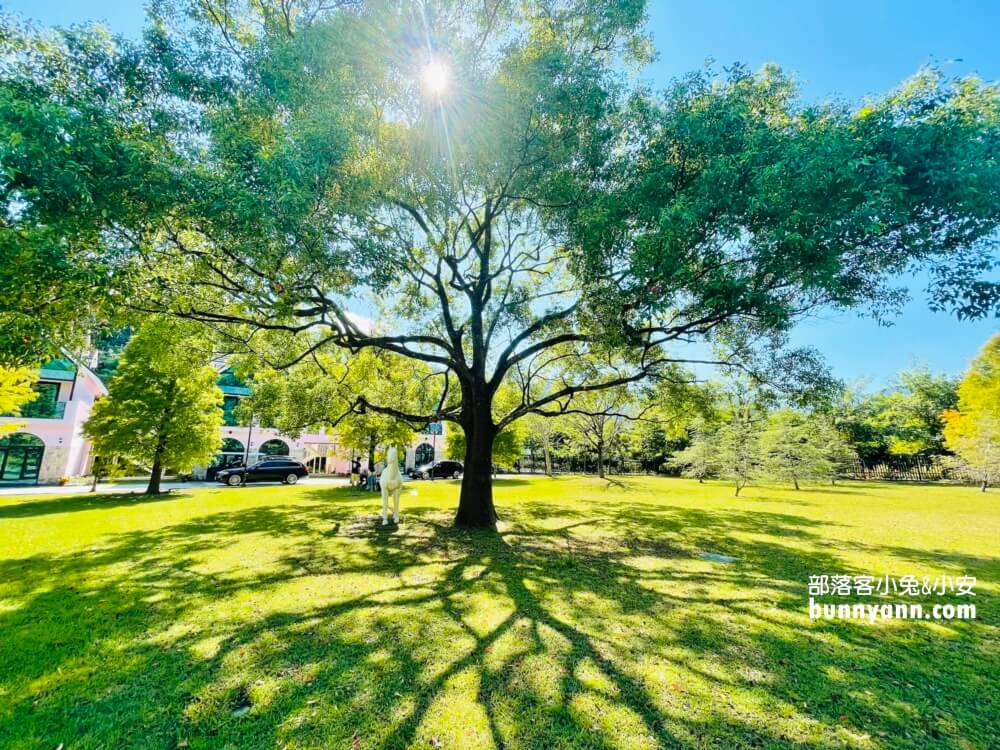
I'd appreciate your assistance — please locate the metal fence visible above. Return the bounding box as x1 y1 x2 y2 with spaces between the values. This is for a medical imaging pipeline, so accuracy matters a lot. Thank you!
842 456 983 484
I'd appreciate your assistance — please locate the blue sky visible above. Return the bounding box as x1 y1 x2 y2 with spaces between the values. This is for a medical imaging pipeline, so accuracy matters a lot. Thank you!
5 0 998 387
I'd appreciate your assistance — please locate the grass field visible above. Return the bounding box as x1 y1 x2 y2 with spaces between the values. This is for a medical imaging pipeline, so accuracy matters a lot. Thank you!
0 476 997 750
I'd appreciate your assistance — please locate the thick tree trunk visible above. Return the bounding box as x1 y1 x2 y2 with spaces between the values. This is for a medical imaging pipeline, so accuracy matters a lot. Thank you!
793 477 800 490
455 417 498 529
597 441 605 479
367 435 376 472
981 478 988 492
146 453 164 495
543 437 552 477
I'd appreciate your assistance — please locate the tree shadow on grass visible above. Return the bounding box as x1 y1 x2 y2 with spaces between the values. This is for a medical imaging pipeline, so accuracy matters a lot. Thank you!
0 491 187 519
0 485 997 749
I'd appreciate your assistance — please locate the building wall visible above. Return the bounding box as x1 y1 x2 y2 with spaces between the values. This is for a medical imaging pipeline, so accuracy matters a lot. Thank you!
0 366 105 483
2 361 453 484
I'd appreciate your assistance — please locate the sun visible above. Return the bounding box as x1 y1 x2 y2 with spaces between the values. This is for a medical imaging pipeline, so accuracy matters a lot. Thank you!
421 59 451 97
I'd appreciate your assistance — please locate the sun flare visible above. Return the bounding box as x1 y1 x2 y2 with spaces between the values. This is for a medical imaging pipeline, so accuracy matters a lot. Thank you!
421 59 451 97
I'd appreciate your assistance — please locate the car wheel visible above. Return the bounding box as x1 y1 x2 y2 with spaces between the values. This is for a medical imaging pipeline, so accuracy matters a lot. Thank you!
227 474 242 486
421 472 428 480
452 470 460 479
285 473 298 485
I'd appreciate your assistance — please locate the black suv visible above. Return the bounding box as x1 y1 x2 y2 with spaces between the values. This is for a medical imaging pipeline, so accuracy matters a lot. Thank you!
410 460 463 479
217 459 308 486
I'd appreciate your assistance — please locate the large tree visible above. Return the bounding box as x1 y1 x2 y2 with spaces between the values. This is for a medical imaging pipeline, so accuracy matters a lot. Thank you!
83 318 223 494
10 1 1000 527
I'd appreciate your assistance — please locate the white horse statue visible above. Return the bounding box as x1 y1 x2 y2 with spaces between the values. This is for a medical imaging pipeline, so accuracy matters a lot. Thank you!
380 446 404 525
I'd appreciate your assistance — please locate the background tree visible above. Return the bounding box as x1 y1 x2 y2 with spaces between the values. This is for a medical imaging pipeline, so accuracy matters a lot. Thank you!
0 366 39 438
446 423 524 472
83 318 223 494
240 347 432 469
714 381 765 496
339 413 416 473
829 369 958 463
519 413 561 476
562 386 635 479
667 417 720 482
942 333 1000 490
811 417 858 484
758 410 835 490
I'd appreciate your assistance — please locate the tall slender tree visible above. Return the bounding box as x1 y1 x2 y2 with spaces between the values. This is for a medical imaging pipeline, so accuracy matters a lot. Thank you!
83 318 223 494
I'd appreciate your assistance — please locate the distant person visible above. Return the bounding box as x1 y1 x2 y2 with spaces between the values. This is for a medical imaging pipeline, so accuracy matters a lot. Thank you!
350 458 361 487
367 461 381 491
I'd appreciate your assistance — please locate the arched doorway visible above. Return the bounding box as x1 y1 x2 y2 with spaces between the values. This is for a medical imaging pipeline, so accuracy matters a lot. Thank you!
221 438 245 453
0 432 45 483
259 439 290 456
415 442 434 467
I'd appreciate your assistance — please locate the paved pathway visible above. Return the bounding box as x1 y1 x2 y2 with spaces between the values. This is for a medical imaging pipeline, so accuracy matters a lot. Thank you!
0 476 350 497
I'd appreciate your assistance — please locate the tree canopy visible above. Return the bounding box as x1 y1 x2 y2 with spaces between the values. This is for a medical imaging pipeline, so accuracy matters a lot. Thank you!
83 318 223 494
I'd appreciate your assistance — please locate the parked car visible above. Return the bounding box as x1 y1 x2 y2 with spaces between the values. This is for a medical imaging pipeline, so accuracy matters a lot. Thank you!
206 454 244 481
410 460 463 480
216 458 308 486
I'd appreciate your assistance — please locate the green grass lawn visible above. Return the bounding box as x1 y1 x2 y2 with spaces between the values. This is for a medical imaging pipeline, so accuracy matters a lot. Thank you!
0 476 997 750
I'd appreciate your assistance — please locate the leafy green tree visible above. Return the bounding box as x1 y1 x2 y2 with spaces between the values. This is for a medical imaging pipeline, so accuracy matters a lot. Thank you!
561 386 635 478
943 333 1000 490
0 20 178 364
14 2 1000 526
811 418 858 484
758 410 835 490
83 318 223 494
519 413 560 476
868 369 958 457
446 423 523 471
339 413 416 473
712 381 766 496
667 417 720 482
239 347 432 469
831 369 958 462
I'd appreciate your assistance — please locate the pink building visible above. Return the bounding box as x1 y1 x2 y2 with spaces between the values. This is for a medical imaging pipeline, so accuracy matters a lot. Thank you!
0 360 106 483
0 360 448 485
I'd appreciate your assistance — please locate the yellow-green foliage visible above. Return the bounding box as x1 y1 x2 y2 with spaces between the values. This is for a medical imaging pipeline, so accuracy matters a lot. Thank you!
0 476 996 749
0 366 38 438
943 333 1000 483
